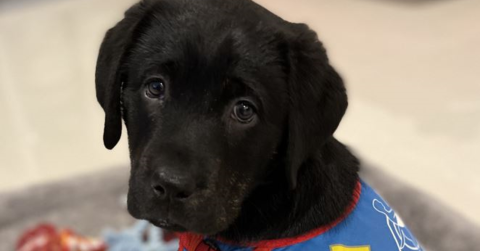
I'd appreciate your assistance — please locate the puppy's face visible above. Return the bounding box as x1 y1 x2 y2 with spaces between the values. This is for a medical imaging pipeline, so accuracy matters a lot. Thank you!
123 14 288 235
96 0 347 236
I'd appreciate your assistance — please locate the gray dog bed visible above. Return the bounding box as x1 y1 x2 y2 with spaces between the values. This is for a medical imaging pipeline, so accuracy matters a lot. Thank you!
1 165 479 251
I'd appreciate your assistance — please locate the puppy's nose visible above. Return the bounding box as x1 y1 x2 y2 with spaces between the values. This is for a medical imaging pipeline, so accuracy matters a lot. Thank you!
151 171 195 200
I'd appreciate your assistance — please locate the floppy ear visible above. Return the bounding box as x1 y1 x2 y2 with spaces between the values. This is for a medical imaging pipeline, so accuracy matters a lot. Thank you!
95 2 148 149
285 24 348 189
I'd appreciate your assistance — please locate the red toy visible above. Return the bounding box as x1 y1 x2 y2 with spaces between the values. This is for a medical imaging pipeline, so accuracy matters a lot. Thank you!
16 223 107 251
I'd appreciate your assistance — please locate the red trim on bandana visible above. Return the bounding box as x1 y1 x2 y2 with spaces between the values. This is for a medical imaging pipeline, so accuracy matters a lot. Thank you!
178 180 362 251
178 233 203 251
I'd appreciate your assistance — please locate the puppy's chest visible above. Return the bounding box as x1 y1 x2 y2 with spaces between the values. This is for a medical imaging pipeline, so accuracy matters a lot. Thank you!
178 180 423 251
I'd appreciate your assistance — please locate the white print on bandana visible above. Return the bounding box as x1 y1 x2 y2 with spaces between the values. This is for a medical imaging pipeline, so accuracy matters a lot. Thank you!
372 199 422 251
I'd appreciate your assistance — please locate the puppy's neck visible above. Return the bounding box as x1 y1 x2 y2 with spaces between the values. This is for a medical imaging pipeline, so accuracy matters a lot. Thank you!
218 138 360 243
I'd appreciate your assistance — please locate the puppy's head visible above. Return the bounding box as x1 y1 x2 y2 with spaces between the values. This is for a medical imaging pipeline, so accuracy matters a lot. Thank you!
96 0 347 235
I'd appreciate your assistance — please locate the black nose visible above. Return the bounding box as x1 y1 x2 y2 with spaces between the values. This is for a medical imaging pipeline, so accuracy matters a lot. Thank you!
151 171 196 200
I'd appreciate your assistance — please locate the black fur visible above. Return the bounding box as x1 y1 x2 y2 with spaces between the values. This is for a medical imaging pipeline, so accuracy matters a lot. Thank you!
95 0 359 243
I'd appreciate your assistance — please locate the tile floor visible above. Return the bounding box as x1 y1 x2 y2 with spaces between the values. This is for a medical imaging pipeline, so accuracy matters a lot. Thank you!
0 0 479 224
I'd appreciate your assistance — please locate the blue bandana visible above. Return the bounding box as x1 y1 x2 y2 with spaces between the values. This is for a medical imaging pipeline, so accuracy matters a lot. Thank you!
178 180 423 251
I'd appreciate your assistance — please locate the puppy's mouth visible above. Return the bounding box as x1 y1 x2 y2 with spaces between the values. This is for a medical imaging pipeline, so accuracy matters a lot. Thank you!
148 218 187 232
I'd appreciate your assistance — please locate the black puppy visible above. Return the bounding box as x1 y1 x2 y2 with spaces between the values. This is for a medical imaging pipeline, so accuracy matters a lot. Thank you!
96 0 423 250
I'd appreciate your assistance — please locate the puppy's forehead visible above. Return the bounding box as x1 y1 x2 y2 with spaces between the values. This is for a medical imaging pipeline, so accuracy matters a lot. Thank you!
131 0 285 73
126 0 288 114
134 19 279 68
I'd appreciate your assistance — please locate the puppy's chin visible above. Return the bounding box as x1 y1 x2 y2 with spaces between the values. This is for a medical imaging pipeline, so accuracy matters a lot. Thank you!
180 221 230 236
127 196 239 235
167 207 237 236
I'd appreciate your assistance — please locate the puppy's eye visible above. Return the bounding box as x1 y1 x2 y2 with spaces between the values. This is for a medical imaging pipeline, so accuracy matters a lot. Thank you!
145 80 165 99
232 101 256 123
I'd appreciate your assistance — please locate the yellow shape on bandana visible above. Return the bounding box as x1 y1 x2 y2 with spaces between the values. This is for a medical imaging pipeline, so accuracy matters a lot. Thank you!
330 244 371 251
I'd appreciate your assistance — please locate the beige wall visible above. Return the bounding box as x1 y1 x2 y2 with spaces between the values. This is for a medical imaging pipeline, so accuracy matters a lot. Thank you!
1 0 479 223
